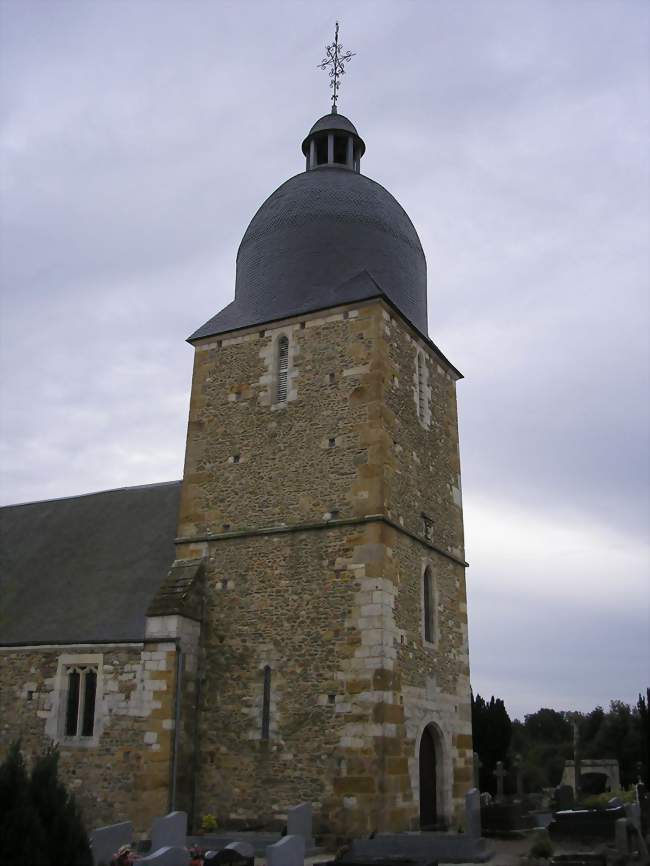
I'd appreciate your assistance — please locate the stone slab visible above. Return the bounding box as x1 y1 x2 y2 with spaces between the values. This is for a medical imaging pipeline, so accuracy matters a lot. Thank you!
288 801 314 846
465 788 481 839
151 811 188 852
138 846 190 866
266 834 306 866
90 820 133 866
344 832 494 864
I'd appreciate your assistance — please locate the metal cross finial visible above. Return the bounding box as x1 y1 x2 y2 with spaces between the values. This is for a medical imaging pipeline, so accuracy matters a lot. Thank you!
317 22 355 113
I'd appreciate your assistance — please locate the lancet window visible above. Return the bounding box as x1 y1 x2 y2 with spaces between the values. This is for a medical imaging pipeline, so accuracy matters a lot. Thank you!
64 664 98 738
423 567 435 645
261 665 272 740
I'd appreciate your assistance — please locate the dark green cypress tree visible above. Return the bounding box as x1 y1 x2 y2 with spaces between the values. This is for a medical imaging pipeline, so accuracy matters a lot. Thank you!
0 741 49 866
29 746 92 866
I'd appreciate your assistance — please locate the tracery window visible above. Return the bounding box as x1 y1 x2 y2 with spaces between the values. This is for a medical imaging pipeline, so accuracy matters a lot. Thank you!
276 336 289 403
64 665 98 738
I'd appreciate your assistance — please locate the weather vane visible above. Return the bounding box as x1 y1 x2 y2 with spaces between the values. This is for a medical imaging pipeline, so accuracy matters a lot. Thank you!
318 22 355 113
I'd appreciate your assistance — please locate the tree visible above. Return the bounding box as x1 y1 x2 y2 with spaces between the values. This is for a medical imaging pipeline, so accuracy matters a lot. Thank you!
29 747 92 866
0 742 48 866
471 690 512 794
0 742 92 866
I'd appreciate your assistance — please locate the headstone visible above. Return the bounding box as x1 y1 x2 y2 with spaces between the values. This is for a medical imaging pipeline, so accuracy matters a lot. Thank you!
554 784 575 812
204 842 254 865
151 811 188 853
138 846 190 866
493 760 506 802
90 820 133 866
513 754 525 798
287 801 313 847
266 834 305 866
465 787 481 839
473 752 482 790
607 796 623 809
615 818 629 856
480 792 492 807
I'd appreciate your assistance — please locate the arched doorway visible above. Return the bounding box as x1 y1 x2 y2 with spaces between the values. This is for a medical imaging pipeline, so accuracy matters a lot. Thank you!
419 724 438 829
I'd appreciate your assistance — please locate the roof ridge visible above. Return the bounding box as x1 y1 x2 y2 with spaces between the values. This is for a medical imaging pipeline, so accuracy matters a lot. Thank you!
0 479 182 511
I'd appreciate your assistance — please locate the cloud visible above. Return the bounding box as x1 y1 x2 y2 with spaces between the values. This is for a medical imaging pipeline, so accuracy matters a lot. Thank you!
0 0 647 715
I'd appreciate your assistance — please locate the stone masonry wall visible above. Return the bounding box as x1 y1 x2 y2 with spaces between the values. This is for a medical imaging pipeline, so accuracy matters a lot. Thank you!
0 642 178 835
178 299 472 839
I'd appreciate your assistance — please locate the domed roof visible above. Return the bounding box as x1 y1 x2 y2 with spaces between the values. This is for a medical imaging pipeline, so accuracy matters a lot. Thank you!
189 114 428 342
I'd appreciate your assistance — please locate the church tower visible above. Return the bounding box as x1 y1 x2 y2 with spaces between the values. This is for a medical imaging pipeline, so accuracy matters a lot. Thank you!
174 106 473 838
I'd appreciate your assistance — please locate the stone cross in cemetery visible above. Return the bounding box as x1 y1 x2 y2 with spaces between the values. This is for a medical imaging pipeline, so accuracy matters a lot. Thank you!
513 753 525 798
473 752 482 790
493 760 507 802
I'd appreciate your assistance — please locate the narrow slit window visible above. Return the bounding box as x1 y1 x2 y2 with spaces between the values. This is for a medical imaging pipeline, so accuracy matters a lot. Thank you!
423 567 434 644
81 669 97 737
276 336 289 403
261 665 271 740
417 352 426 420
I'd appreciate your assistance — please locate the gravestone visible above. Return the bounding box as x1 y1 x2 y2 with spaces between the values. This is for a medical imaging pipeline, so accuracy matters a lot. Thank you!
465 788 481 839
549 805 625 840
266 834 305 866
481 800 535 834
554 784 575 812
473 752 482 790
138 846 190 866
204 841 254 865
287 801 314 847
607 796 623 809
151 811 187 853
493 760 506 802
90 820 133 866
513 754 525 798
615 819 629 856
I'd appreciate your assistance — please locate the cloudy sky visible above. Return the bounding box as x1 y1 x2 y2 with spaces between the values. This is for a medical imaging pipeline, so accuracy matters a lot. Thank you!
1 0 648 720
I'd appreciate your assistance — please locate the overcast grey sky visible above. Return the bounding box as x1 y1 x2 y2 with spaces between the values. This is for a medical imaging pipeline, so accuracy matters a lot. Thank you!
1 0 648 720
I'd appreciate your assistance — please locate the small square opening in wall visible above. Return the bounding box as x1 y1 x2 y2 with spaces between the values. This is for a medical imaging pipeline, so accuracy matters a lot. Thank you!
222 578 229 590
329 509 339 520
27 691 34 701
300 321 306 329
222 523 231 531
259 330 265 338
328 694 336 705
328 437 336 448
328 372 335 385
233 454 240 464
343 311 350 320
216 340 222 348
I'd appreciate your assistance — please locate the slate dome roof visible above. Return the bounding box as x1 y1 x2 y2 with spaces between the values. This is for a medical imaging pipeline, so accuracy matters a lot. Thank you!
304 111 360 139
190 114 428 341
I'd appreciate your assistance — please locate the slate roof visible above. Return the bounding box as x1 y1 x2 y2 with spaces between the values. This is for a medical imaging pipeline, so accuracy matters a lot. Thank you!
307 112 359 137
0 481 182 646
190 167 428 342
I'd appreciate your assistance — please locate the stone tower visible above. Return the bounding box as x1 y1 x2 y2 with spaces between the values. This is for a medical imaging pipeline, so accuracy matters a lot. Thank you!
175 111 473 839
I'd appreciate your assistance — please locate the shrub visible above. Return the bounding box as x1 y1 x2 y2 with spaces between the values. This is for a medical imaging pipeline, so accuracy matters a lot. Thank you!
529 828 554 860
0 741 92 866
581 788 636 810
201 813 218 832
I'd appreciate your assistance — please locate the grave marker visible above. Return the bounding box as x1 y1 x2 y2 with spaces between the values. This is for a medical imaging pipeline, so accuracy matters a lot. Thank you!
90 820 133 866
138 846 190 866
287 802 313 848
151 811 187 853
493 760 506 802
465 787 481 839
266 834 305 866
